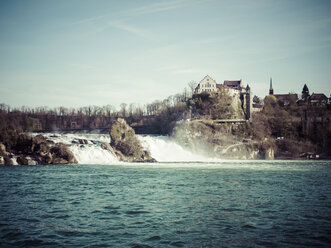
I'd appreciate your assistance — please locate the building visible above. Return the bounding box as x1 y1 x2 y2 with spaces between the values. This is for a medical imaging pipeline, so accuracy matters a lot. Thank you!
268 78 298 105
274 94 298 105
223 80 243 91
194 75 252 120
269 78 274 95
194 75 218 94
309 93 328 105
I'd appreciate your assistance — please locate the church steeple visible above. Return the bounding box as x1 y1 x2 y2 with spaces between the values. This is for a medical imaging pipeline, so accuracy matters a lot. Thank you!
269 77 274 95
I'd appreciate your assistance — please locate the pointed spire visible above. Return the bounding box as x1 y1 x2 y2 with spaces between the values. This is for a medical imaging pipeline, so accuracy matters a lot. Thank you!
269 77 274 95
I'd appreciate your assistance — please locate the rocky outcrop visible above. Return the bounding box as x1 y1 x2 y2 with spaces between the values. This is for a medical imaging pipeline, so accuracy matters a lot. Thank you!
0 142 13 165
109 118 156 162
78 139 88 145
0 156 5 165
0 133 78 165
49 143 78 164
17 155 29 165
0 143 9 157
101 142 118 158
171 120 275 160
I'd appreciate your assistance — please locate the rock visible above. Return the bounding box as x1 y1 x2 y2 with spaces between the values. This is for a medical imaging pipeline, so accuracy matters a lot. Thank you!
265 147 274 160
33 134 48 144
101 142 117 157
0 156 4 165
14 133 34 154
52 157 69 164
1 133 79 165
50 143 78 164
17 155 29 165
43 152 53 164
0 143 9 157
4 157 14 165
78 139 88 144
257 141 275 160
141 150 157 162
109 118 155 162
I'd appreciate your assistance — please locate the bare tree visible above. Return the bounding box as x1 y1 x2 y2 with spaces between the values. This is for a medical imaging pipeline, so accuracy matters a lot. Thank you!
188 81 197 96
120 103 127 118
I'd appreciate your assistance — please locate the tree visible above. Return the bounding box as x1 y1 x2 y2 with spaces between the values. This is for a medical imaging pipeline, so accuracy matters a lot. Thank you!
188 81 197 96
120 103 127 118
302 84 310 101
253 95 261 104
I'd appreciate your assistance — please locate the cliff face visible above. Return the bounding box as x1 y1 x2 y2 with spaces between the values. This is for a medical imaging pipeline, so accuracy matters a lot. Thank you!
226 88 245 119
109 118 156 162
171 120 274 160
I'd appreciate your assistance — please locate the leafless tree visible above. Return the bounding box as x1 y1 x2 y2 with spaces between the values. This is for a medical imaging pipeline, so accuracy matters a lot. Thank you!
188 80 197 96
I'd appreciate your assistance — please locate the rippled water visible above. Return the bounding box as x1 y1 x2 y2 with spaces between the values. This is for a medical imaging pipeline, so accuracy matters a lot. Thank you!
1 161 330 247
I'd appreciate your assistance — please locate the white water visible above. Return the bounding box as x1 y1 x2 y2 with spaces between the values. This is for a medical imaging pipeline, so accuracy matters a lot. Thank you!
34 133 217 164
38 133 119 164
138 135 217 162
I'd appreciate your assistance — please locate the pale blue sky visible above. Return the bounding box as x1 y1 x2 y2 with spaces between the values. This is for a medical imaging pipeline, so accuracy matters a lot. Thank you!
1 0 330 109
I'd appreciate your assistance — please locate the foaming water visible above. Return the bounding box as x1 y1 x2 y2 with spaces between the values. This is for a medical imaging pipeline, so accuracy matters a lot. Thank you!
70 145 118 164
0 161 330 247
138 135 218 162
36 133 222 164
37 133 119 164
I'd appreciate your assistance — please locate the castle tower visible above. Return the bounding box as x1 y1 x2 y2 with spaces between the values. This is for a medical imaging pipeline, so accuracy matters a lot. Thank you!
245 85 251 120
269 78 274 95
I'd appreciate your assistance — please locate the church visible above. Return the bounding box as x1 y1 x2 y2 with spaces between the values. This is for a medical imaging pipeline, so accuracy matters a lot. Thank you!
268 78 298 105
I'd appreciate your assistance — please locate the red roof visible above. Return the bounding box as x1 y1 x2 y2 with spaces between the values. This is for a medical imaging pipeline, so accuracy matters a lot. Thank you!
224 80 241 87
310 93 327 101
274 94 298 101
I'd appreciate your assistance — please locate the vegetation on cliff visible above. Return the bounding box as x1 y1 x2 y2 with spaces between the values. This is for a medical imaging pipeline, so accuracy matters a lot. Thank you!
109 118 155 162
0 82 329 160
250 94 330 158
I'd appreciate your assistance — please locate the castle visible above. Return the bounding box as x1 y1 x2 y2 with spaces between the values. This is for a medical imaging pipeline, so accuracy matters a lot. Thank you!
194 75 252 120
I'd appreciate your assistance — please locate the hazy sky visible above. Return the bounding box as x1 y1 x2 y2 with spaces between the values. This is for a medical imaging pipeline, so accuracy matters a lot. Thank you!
1 0 330 109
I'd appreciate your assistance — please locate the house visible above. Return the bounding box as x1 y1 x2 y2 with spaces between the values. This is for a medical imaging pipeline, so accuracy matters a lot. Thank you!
223 80 243 91
194 75 218 94
274 94 298 105
194 75 252 120
268 79 298 105
309 93 328 105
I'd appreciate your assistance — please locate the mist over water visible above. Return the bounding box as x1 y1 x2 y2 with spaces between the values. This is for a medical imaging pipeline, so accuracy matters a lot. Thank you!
138 135 216 162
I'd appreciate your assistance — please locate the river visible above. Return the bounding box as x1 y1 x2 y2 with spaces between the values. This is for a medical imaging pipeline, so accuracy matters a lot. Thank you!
1 161 330 247
1 133 330 247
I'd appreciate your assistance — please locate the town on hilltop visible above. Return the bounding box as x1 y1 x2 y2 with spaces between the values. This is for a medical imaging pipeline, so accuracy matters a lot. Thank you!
191 75 330 120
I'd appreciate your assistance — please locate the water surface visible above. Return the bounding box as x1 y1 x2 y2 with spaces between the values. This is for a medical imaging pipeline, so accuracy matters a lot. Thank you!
1 161 330 247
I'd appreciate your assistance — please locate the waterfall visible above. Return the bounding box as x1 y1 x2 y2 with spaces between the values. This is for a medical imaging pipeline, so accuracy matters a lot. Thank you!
138 135 215 162
41 133 118 164
36 133 216 164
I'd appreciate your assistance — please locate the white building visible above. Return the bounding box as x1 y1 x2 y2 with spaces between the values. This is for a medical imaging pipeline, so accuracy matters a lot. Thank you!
194 75 253 120
194 75 218 94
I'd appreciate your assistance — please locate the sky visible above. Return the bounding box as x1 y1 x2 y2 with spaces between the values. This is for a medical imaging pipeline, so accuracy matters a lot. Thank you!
0 0 331 109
